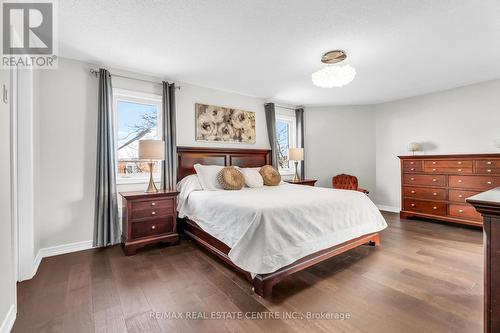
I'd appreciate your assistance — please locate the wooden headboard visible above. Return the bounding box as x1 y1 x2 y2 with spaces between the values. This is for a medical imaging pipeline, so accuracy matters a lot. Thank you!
177 146 271 181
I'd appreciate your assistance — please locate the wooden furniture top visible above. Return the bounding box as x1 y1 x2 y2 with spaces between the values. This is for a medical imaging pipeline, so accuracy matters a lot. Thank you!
285 178 317 185
177 146 271 181
399 153 500 159
467 186 500 215
119 189 178 200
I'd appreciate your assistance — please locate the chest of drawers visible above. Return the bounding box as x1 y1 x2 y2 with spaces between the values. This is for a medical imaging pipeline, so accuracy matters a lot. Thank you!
120 190 179 255
399 154 500 227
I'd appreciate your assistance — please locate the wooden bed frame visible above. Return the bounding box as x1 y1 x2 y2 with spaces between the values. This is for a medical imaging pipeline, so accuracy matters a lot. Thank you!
177 146 381 297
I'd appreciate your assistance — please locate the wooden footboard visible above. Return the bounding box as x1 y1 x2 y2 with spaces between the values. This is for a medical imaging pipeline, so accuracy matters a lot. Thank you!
180 218 380 297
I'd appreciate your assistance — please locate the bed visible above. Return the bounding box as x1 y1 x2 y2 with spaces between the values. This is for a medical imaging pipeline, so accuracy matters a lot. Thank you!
176 147 387 297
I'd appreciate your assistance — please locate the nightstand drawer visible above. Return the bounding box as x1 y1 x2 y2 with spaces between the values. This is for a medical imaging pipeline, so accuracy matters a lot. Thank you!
131 217 174 239
131 199 174 220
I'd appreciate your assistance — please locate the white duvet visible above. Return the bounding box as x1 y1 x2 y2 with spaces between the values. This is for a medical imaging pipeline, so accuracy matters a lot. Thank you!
178 178 387 275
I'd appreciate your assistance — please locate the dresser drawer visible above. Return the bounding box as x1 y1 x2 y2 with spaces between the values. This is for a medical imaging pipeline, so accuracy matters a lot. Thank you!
424 160 473 168
448 175 500 191
403 187 447 200
131 198 174 220
448 189 482 203
476 160 500 168
402 160 423 172
449 204 482 221
130 217 174 240
475 167 500 175
404 199 447 216
403 174 446 187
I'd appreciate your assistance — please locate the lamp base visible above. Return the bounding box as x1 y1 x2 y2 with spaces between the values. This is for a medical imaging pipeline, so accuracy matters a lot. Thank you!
145 162 159 193
292 161 300 182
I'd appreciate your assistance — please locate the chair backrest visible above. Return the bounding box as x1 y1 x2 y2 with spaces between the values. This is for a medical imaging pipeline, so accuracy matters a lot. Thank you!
332 174 359 190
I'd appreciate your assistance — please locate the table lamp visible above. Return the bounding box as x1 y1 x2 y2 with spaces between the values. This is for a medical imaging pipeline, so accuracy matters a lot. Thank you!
289 148 304 182
138 140 165 193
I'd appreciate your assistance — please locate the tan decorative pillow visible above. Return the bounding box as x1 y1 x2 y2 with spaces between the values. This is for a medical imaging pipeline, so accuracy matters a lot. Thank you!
259 165 281 186
217 166 245 190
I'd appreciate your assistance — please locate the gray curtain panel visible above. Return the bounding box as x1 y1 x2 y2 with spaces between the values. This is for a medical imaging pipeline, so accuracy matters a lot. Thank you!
295 107 305 178
264 103 278 168
161 82 177 190
94 68 120 247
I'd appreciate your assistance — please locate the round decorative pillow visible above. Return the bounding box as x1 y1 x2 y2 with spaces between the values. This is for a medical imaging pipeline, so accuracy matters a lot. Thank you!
259 165 281 186
217 166 245 190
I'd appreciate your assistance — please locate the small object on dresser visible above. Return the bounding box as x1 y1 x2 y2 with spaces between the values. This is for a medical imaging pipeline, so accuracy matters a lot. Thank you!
138 140 165 193
120 190 179 255
289 148 304 182
284 178 317 186
407 142 421 155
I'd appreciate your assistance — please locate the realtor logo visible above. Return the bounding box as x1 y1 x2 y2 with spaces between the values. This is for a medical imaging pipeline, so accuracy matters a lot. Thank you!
1 0 58 68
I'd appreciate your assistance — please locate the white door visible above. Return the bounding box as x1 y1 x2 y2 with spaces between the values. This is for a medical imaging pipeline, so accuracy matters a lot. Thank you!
0 68 15 320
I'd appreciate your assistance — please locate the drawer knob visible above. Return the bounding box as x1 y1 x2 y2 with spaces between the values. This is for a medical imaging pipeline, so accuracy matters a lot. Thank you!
487 181 492 185
411 190 416 194
458 180 463 183
151 202 156 206
432 161 437 165
411 203 415 207
433 192 437 196
457 169 462 172
458 209 464 213
457 161 463 165
432 178 437 182
410 162 414 165
410 178 415 181
487 169 492 173
151 211 156 215
151 225 156 230
410 168 415 171
432 168 436 171
458 194 463 198
487 161 492 165
433 206 438 210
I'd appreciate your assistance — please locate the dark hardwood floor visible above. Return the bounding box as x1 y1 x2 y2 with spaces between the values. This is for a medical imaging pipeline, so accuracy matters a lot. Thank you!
13 212 483 333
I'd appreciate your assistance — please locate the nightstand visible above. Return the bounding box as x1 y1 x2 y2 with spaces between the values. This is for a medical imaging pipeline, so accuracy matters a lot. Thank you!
284 179 317 186
120 190 179 255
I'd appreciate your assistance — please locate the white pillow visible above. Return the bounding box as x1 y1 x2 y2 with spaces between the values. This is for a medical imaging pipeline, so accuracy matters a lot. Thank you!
239 167 264 188
193 164 224 190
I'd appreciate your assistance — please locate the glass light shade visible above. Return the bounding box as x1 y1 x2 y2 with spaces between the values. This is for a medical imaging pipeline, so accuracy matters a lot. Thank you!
138 139 165 160
312 64 356 88
289 148 304 161
408 142 421 152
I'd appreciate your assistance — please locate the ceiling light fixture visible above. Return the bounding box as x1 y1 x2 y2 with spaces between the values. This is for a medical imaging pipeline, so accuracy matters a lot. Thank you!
311 50 356 88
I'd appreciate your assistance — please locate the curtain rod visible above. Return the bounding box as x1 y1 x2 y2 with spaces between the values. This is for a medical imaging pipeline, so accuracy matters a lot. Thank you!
89 69 181 90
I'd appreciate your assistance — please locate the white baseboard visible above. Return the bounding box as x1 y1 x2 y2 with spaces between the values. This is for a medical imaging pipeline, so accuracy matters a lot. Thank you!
376 204 400 213
0 304 16 333
29 240 93 280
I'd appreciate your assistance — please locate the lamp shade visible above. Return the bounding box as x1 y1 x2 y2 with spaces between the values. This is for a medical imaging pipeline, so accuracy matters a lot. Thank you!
289 148 304 161
138 140 165 160
407 142 421 152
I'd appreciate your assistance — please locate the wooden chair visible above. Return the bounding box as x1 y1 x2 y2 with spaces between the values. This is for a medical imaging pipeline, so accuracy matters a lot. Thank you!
332 174 369 194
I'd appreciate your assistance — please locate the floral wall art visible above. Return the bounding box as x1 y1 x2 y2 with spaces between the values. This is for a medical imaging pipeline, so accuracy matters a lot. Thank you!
195 103 256 143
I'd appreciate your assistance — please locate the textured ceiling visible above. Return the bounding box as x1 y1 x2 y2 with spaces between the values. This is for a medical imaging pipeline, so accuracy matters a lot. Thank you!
59 0 500 105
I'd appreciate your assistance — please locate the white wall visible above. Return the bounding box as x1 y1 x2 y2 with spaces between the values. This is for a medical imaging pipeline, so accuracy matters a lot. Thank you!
374 80 500 209
34 57 270 249
304 105 376 195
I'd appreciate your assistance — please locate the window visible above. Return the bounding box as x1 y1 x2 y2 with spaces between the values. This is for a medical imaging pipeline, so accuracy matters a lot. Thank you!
114 89 162 184
275 111 296 174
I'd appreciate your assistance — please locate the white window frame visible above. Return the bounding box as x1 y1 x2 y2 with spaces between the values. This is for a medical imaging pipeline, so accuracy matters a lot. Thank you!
113 89 163 185
275 110 297 176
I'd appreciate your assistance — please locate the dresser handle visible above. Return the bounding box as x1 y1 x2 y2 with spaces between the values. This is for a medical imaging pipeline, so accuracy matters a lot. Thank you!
487 181 492 185
432 168 436 171
410 178 415 181
458 194 463 198
432 161 436 165
487 161 492 165
432 178 437 182
411 203 415 207
410 162 414 165
151 211 156 215
411 190 416 194
410 168 415 171
458 180 463 183
457 169 462 172
151 225 156 230
433 192 437 196
433 206 438 210
151 202 156 206
458 209 464 213
487 169 492 173
457 161 463 165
